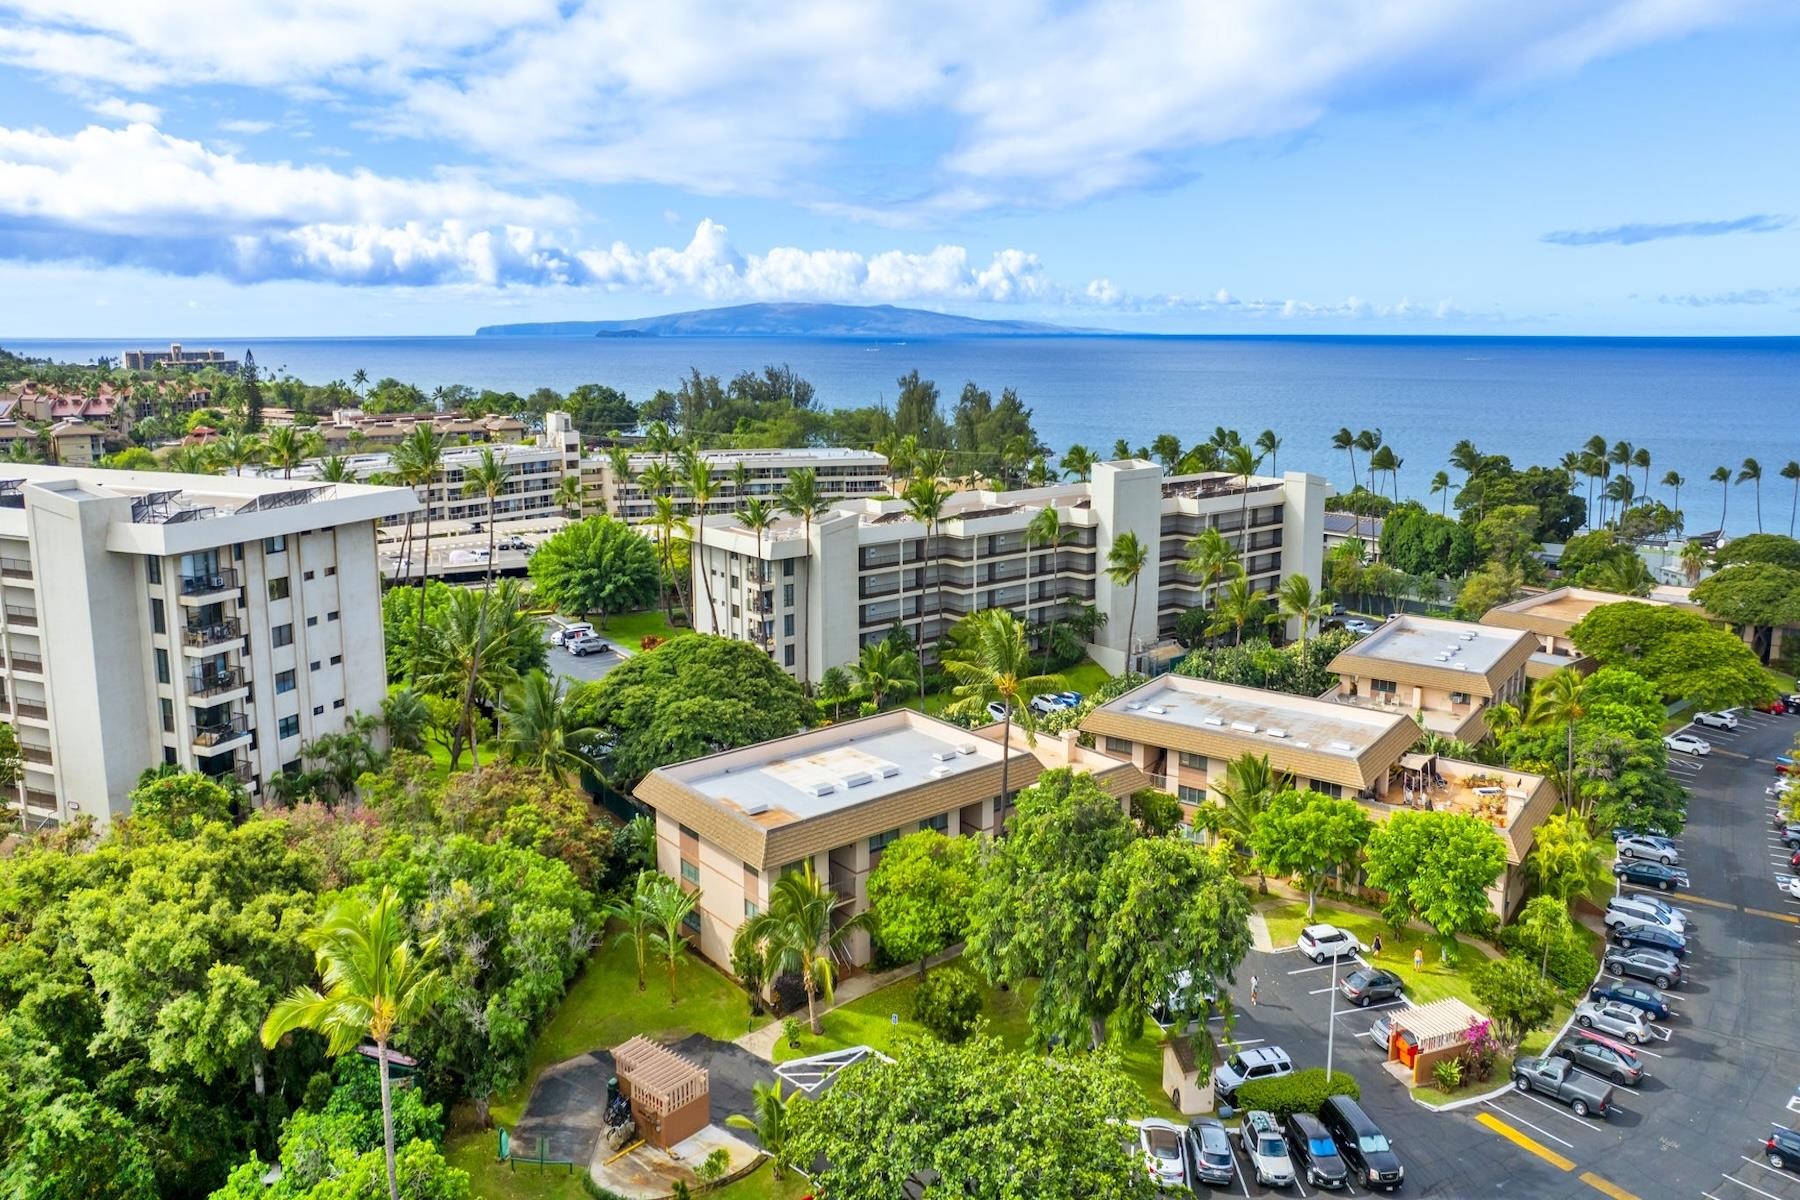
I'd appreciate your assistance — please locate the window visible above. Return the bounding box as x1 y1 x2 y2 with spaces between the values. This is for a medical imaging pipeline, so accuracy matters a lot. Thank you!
743 862 759 877
150 597 165 635
325 566 336 577
309 661 321 672
1177 750 1206 770
146 557 162 584
1449 691 1471 705
1310 780 1343 799
163 746 177 766
312 705 325 716
679 823 697 839
160 697 174 733
682 910 701 934
303 570 315 581
155 648 170 685
784 645 795 667
327 610 339 622
272 623 293 648
680 860 700 884
282 758 302 775
333 699 345 710
268 577 290 601
275 669 296 695
1178 784 1207 805
784 614 795 637
277 715 300 739
1104 736 1132 755
264 535 287 554
783 583 795 607
329 654 342 666
306 615 318 627
744 899 759 918
869 828 902 854
1370 678 1397 695
782 559 795 577
922 812 950 834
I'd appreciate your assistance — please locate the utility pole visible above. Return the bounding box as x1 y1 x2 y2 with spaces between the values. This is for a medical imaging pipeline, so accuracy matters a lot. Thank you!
1326 950 1340 1082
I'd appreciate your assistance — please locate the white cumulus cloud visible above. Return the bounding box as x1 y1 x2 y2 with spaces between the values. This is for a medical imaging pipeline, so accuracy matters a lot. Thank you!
88 95 161 123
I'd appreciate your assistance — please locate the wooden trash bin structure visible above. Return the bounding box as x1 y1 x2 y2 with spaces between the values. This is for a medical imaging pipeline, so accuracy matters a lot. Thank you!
613 1037 710 1151
1386 997 1485 1085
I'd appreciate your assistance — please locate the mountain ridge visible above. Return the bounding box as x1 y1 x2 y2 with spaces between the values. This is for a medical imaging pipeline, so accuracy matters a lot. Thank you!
475 302 1102 338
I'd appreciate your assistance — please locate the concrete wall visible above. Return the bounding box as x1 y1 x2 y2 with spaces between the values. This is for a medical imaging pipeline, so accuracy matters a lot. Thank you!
1089 460 1164 672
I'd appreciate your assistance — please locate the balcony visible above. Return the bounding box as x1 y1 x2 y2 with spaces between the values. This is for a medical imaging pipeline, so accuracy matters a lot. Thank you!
8 654 42 675
0 557 31 580
19 744 51 765
14 700 46 720
20 788 55 812
5 605 36 627
183 618 244 650
188 666 247 699
179 567 240 603
192 714 251 750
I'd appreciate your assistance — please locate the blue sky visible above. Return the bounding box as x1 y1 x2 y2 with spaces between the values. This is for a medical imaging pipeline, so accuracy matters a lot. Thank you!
0 0 1796 337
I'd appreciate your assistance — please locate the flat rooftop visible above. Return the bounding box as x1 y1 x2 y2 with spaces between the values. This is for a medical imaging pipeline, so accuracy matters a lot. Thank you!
1340 615 1522 674
1094 675 1407 758
1482 586 1671 636
656 709 1015 827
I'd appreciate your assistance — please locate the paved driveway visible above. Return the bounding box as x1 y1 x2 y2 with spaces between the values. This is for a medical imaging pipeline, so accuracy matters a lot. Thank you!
543 629 630 685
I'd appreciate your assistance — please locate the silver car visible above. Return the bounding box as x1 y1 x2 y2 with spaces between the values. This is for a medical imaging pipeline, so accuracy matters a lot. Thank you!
1616 834 1681 866
1574 999 1652 1045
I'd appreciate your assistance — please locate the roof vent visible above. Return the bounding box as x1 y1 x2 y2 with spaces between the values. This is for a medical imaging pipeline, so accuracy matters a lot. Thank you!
1266 728 1288 739
1145 705 1168 715
1461 632 1478 641
1231 721 1258 734
1126 701 1143 711
931 749 958 763
1202 716 1225 727
1294 741 1311 749
956 742 978 756
929 765 953 779
741 801 769 816
1435 653 1450 662
839 770 874 788
1329 740 1354 752
1454 662 1470 670
801 782 836 798
876 763 900 779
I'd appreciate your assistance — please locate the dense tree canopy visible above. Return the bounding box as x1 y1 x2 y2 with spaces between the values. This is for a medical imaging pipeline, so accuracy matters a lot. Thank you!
1694 562 1800 633
1713 533 1800 571
1362 810 1507 956
866 830 979 972
1378 505 1478 577
567 634 812 789
1175 629 1358 696
1570 600 1775 708
1251 789 1374 915
526 515 661 624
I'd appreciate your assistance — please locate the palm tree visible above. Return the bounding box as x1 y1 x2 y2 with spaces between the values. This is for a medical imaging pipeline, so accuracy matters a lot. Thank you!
738 497 777 647
1105 531 1150 671
318 455 355 483
1738 457 1764 532
1212 753 1289 893
1449 438 1482 486
644 878 701 1006
1604 474 1635 519
1529 668 1588 814
901 476 952 703
1331 427 1358 490
1025 505 1073 669
1784 462 1800 538
461 447 510 587
1182 527 1239 621
164 444 219 475
263 425 316 478
606 871 661 992
817 666 852 720
261 888 442 1200
942 609 1057 813
1255 429 1282 474
1224 441 1262 539
1680 538 1710 585
415 584 526 769
1429 470 1453 515
682 447 721 631
1353 429 1383 494
392 425 446 681
1483 700 1523 744
726 1082 797 1179
1608 440 1634 512
554 474 583 518
745 861 872 1034
499 669 598 783
1367 445 1397 500
778 469 833 687
215 429 265 476
1276 572 1331 649
351 367 369 397
1207 566 1274 646
851 639 906 709
1633 447 1651 502
1150 433 1184 471
1710 465 1731 532
1585 554 1652 597
1661 471 1686 523
648 494 691 626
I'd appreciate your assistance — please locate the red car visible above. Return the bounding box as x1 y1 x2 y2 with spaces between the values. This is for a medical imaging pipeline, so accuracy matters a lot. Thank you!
1756 699 1788 715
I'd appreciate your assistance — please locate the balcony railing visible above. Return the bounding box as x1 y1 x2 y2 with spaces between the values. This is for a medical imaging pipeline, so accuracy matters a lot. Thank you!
183 618 243 648
0 558 30 579
188 667 245 698
9 655 43 675
14 701 46 719
180 567 239 596
20 744 51 765
5 605 36 627
20 788 55 811
193 715 250 747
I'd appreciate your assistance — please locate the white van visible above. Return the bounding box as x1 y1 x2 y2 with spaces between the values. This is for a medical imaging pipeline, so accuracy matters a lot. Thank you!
550 621 594 647
447 548 491 567
1605 893 1689 936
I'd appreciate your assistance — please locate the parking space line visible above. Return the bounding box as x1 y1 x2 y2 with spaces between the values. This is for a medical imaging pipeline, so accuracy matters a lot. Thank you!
1336 998 1408 1016
1720 1174 1786 1200
1739 1157 1800 1181
1483 1101 1576 1148
1745 907 1800 924
1475 1112 1576 1170
1681 893 1739 911
1517 1089 1611 1127
1581 1171 1641 1200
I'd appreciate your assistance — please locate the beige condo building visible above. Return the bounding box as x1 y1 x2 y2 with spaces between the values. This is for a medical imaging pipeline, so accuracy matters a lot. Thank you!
1323 613 1534 743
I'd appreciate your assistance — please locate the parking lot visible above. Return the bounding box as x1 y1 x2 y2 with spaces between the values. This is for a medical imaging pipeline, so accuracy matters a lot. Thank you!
544 624 631 684
1201 705 1800 1199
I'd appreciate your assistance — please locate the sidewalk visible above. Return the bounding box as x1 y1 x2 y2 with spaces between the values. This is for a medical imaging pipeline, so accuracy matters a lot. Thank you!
734 944 963 1061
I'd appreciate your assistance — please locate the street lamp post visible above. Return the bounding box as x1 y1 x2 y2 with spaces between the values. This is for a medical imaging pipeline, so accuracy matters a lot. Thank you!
1325 951 1339 1082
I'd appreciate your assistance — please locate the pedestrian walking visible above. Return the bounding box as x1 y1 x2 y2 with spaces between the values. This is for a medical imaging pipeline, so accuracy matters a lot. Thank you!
1250 973 1259 1006
1413 945 1424 971
1371 933 1383 957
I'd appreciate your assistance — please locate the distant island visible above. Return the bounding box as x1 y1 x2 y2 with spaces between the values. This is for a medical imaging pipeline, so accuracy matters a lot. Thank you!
475 302 1100 338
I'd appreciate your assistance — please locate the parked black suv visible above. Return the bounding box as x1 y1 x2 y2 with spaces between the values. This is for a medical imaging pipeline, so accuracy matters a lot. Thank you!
1284 1111 1350 1189
1768 1127 1800 1172
1319 1096 1404 1191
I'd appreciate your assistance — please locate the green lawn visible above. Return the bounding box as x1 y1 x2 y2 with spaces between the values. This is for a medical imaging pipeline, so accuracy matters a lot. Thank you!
770 967 1179 1117
1262 900 1490 1009
598 608 691 651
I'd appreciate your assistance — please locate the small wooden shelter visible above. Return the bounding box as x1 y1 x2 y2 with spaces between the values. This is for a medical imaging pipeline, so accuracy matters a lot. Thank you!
1384 997 1486 1085
613 1036 710 1151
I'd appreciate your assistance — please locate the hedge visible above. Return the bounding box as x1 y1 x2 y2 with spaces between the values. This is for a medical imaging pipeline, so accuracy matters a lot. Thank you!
1232 1068 1361 1120
1496 923 1596 993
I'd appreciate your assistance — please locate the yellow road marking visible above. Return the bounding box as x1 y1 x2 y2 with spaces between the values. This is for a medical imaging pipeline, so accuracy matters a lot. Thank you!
1678 893 1739 911
1581 1169 1641 1200
1476 1112 1576 1172
1742 906 1800 924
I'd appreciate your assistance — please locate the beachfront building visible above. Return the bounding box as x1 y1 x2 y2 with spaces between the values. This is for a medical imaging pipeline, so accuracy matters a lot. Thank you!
633 708 1145 968
1080 673 1556 917
1322 511 1384 563
0 465 415 831
688 460 1330 684
122 343 241 373
1479 586 1682 679
263 408 531 452
582 446 888 523
1322 613 1534 743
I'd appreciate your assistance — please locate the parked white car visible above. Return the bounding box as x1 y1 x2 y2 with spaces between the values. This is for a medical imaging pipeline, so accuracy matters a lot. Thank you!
550 622 595 646
1238 1110 1296 1188
1135 1118 1187 1190
1574 999 1652 1045
1692 710 1740 731
1663 732 1712 756
1342 618 1375 635
1296 923 1361 963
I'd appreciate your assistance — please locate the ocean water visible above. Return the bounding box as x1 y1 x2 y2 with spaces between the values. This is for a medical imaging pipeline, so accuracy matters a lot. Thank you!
12 334 1799 537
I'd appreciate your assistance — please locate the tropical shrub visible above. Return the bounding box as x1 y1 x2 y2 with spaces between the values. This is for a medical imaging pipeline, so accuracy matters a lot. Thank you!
911 967 984 1044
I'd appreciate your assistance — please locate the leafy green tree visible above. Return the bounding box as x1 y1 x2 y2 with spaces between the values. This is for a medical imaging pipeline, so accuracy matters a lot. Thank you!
1713 532 1800 570
1527 668 1588 811
262 888 444 1200
526 515 660 625
745 861 870 1034
787 1034 1154 1200
865 829 979 974
1361 810 1507 959
1454 562 1526 619
1469 955 1561 1051
567 634 811 790
380 687 429 753
128 768 235 837
910 966 985 1043
564 383 637 435
817 665 853 720
1251 789 1373 916
644 875 700 1006
1694 562 1800 657
1571 600 1776 708
1473 503 1542 570
1525 810 1610 907
1378 505 1477 577
1209 752 1289 892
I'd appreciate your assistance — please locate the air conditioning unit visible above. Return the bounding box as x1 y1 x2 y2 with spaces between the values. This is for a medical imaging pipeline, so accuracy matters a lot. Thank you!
956 743 977 756
801 782 835 798
1202 716 1225 727
1145 705 1167 715
875 763 900 779
839 770 873 788
929 765 953 778
932 749 958 763
1231 721 1257 733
